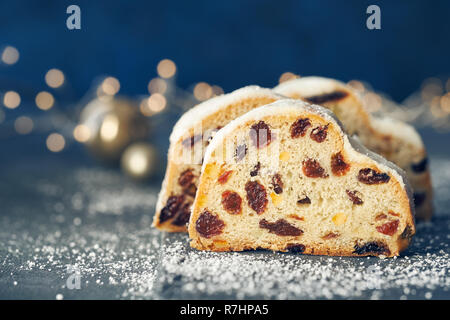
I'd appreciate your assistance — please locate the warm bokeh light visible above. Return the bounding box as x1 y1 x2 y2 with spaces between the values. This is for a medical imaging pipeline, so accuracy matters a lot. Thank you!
3 91 21 109
279 72 299 84
100 114 120 141
157 59 176 78
46 133 65 152
147 93 166 113
211 85 224 96
45 69 65 88
347 80 366 92
440 93 450 113
35 91 55 110
1 46 19 65
148 77 167 94
101 77 120 95
14 116 33 134
73 124 91 143
127 150 148 175
193 82 213 101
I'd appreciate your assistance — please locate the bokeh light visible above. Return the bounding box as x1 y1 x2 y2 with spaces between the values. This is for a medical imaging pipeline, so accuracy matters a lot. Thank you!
440 93 450 113
193 82 213 101
46 133 65 152
1 46 19 65
14 116 33 134
3 91 21 109
73 124 91 143
147 93 166 113
100 77 120 96
279 72 299 84
100 114 120 142
148 77 167 94
211 85 224 96
45 69 65 88
157 59 176 78
35 91 54 110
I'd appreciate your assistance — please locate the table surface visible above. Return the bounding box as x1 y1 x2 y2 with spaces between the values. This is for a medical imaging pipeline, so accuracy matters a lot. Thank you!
0 144 449 300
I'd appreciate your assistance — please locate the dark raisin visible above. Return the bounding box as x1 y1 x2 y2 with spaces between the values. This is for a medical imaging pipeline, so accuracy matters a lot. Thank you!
245 181 268 214
358 168 390 184
171 202 192 226
221 190 242 215
413 192 426 207
331 152 350 176
302 159 329 178
159 195 185 223
411 157 428 173
310 124 329 143
286 244 306 253
322 232 339 240
250 121 272 148
235 143 248 162
290 118 311 138
218 170 233 184
259 219 303 236
272 173 284 194
376 220 399 236
182 134 202 148
400 225 414 240
304 91 348 105
297 196 311 205
346 190 363 205
178 169 195 188
250 162 261 177
353 241 390 256
195 210 225 238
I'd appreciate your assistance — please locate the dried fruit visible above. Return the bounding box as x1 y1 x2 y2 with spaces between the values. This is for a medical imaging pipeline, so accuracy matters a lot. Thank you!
310 124 329 143
259 219 303 236
413 192 426 207
270 192 282 206
297 196 311 205
353 241 390 255
221 190 242 215
271 173 284 194
290 118 311 138
245 181 268 214
288 214 304 221
183 184 197 197
195 210 225 238
302 159 329 178
322 232 339 240
286 244 306 253
235 143 248 162
331 152 350 176
279 151 290 161
358 168 390 184
178 169 195 188
250 121 272 148
159 195 185 223
250 162 261 177
400 225 414 240
182 134 202 148
218 170 233 184
411 157 428 173
346 190 363 205
171 202 192 226
332 213 347 226
376 220 399 236
304 91 348 105
375 213 387 221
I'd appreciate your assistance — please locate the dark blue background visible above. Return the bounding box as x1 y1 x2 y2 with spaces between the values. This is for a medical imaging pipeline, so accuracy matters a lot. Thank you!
1 0 449 102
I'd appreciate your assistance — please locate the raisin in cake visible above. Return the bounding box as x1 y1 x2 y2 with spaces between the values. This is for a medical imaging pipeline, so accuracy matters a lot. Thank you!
274 76 432 220
153 86 283 232
188 99 415 257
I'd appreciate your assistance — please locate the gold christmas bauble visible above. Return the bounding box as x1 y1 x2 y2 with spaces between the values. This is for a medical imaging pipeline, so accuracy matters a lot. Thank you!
121 142 157 180
79 96 150 163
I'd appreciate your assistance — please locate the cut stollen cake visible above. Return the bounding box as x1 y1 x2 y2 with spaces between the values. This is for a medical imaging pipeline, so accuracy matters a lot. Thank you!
188 99 415 257
153 86 283 232
274 76 432 220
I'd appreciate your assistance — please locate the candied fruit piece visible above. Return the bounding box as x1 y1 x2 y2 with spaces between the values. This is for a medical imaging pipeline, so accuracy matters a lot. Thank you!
250 121 272 148
322 232 340 240
331 152 350 176
195 210 225 238
221 190 242 215
271 173 284 194
286 244 306 253
250 162 261 177
288 214 304 221
279 151 290 161
310 124 329 143
375 213 387 221
302 159 329 178
358 168 390 184
290 118 311 138
376 220 399 236
259 219 303 236
270 192 282 206
245 180 268 214
332 213 347 226
346 190 363 205
218 170 233 184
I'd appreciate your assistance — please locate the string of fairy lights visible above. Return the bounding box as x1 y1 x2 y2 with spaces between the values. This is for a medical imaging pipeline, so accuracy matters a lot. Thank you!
1 44 450 178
